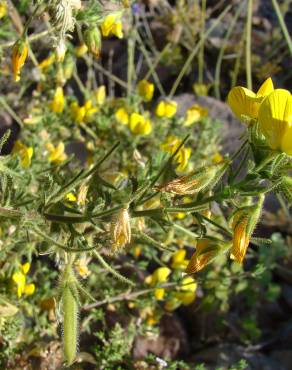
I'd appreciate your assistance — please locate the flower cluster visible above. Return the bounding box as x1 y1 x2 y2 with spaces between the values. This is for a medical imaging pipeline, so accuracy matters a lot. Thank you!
228 78 292 155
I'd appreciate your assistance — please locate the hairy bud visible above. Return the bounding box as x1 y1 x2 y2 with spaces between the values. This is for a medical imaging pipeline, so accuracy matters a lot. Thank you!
155 162 227 195
110 207 131 252
84 26 101 57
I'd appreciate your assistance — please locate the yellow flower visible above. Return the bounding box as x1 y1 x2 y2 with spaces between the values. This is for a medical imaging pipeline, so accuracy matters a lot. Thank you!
50 86 65 113
75 43 88 57
184 104 208 126
84 99 98 122
12 38 28 82
110 207 131 252
145 266 171 301
65 192 77 202
101 14 123 39
75 257 91 278
129 113 152 135
175 276 197 305
95 85 106 105
0 1 7 19
70 101 85 123
115 107 129 125
258 89 292 155
70 100 98 123
38 54 55 70
175 147 191 171
160 135 181 154
12 140 33 168
165 277 197 311
137 80 155 102
155 100 177 118
46 142 67 164
227 77 274 124
171 249 189 269
12 263 35 298
212 151 223 163
160 135 191 171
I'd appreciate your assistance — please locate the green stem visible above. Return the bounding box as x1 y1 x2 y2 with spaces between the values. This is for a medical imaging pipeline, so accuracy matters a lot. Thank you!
198 0 206 84
169 4 232 98
214 1 246 99
271 0 292 55
93 250 135 286
127 14 136 95
246 0 253 90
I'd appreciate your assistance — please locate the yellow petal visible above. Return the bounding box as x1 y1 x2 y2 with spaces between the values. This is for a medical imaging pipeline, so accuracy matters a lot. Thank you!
151 267 171 285
24 283 35 295
175 147 191 171
101 14 117 37
65 192 77 202
115 108 129 125
172 249 186 263
154 288 165 300
256 77 274 97
165 101 177 118
227 86 258 123
155 101 166 117
180 276 197 292
96 85 106 105
21 146 33 168
12 272 26 286
185 104 208 126
137 80 154 102
258 89 292 152
111 22 123 39
281 125 292 156
175 291 195 305
21 262 30 274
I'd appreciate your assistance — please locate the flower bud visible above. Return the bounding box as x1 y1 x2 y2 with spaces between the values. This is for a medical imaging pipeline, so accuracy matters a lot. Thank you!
12 38 28 82
84 26 101 57
56 39 67 62
63 54 75 80
137 80 154 102
50 86 65 113
110 207 131 252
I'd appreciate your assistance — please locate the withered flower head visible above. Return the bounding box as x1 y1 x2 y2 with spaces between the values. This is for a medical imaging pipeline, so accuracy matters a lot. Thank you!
230 195 264 264
110 206 131 252
154 162 227 195
186 239 222 273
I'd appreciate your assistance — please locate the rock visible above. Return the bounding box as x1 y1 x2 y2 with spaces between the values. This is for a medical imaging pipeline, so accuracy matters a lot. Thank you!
133 313 188 360
174 94 245 154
